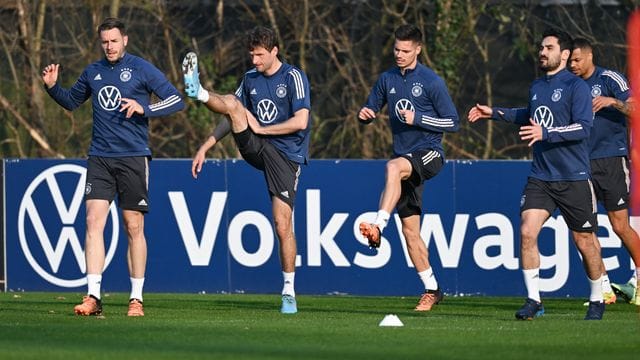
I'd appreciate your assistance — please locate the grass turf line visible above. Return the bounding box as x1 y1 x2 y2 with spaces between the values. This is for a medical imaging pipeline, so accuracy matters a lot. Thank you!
1 292 639 359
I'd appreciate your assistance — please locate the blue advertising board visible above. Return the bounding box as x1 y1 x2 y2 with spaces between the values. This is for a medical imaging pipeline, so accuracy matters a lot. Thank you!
3 159 636 297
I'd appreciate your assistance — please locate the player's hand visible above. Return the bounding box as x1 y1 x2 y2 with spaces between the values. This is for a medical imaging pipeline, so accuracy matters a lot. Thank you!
358 107 376 124
519 118 543 147
467 103 492 123
120 98 144 118
592 96 616 113
191 149 207 179
246 112 263 134
41 64 60 89
398 109 415 125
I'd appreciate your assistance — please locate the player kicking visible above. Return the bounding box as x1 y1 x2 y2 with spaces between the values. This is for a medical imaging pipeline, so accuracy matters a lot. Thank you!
358 25 459 311
469 28 606 320
184 26 311 314
570 38 640 306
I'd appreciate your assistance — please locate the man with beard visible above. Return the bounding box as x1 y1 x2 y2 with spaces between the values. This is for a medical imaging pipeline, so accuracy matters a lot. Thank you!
468 28 605 320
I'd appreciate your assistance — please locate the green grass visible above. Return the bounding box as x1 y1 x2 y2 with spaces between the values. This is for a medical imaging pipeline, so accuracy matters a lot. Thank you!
1 292 639 359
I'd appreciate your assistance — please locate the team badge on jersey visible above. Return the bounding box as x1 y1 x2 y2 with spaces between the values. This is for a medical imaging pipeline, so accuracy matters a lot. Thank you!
120 68 132 82
411 84 423 97
551 88 562 102
276 84 287 98
591 85 602 98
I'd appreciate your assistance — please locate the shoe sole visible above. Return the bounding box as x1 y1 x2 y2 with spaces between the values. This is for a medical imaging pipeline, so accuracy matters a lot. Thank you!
182 52 197 75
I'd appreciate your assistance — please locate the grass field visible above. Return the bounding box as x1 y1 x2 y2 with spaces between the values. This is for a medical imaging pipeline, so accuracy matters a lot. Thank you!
1 292 639 359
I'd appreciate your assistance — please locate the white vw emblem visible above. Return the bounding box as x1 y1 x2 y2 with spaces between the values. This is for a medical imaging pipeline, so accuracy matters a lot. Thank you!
394 98 414 123
533 106 554 127
98 85 122 111
18 164 119 287
257 99 278 124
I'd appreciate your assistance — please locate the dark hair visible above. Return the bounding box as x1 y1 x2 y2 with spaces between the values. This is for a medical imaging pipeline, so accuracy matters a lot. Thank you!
541 27 573 52
394 25 422 44
572 37 593 51
98 18 126 35
247 26 278 52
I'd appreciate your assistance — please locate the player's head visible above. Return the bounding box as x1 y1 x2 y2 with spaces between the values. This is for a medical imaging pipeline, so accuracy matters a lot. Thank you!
569 38 595 79
247 26 280 75
393 25 422 71
539 28 573 73
98 18 128 64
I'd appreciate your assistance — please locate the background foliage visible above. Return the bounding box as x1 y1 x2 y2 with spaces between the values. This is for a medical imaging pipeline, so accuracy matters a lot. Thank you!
0 0 637 160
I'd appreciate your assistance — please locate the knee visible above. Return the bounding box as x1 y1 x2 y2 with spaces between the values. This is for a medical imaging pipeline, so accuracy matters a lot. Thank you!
223 95 243 114
85 213 102 234
520 226 538 248
273 215 292 238
610 219 629 237
385 160 402 179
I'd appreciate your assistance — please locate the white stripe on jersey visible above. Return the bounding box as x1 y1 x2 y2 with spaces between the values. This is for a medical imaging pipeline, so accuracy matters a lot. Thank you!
149 95 181 112
421 115 455 128
421 150 440 165
235 80 244 97
547 123 583 134
288 69 305 99
602 70 629 92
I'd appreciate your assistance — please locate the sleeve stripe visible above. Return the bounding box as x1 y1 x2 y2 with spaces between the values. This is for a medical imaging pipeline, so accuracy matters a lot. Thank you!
235 80 244 97
288 69 305 99
421 115 455 127
602 70 629 92
149 95 181 112
547 123 583 133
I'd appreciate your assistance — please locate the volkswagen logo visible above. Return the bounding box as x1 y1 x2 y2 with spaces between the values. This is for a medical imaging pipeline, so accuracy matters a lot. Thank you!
98 85 122 111
18 164 119 287
533 106 554 127
394 98 414 123
257 99 278 124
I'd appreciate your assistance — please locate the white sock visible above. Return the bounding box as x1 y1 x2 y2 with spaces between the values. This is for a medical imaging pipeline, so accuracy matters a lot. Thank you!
197 87 209 102
373 210 390 233
130 277 145 302
601 274 613 293
634 268 640 285
282 272 295 297
418 268 438 291
589 275 604 302
87 274 102 300
523 268 540 302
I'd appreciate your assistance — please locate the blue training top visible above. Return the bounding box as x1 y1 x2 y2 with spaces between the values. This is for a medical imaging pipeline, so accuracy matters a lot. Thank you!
584 66 630 160
46 52 184 157
363 62 459 157
236 62 312 165
492 68 593 181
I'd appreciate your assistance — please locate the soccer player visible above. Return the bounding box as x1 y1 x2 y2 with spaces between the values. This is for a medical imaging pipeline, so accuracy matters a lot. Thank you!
357 25 459 311
184 26 311 314
468 28 606 320
570 38 640 305
42 18 185 316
